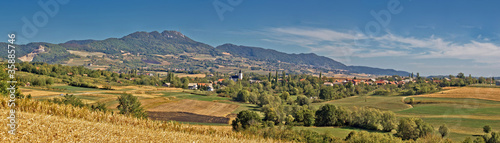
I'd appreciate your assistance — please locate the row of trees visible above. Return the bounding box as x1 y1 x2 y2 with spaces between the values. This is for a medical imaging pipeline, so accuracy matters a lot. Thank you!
314 105 398 132
232 108 442 142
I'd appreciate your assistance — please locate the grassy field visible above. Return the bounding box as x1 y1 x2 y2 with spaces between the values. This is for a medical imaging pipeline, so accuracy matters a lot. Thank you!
22 81 500 142
293 126 387 139
303 86 500 142
313 95 411 111
395 87 500 141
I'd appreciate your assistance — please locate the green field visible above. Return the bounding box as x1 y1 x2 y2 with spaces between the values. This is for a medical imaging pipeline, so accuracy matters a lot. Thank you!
293 126 388 139
312 95 410 111
397 96 500 141
52 85 103 92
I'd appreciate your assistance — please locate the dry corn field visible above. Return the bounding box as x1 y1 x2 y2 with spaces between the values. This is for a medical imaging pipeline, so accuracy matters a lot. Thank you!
417 87 500 101
0 98 279 142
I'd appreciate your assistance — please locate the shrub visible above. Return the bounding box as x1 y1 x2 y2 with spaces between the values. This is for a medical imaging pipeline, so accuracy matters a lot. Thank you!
117 94 147 119
396 117 433 140
439 124 449 138
484 125 492 133
232 110 261 131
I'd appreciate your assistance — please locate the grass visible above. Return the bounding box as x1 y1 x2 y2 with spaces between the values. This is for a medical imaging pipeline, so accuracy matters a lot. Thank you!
160 91 230 101
313 95 410 112
421 118 500 141
293 126 386 139
52 85 103 92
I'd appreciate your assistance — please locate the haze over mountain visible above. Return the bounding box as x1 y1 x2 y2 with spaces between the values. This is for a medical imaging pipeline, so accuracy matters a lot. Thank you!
2 30 409 76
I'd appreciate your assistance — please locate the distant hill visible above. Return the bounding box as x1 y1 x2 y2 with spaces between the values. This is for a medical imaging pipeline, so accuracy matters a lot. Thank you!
216 44 410 76
60 30 218 56
347 66 410 76
216 44 348 70
1 30 409 76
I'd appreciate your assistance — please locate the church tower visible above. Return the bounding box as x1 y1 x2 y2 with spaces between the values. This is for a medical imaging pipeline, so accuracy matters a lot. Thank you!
239 70 243 80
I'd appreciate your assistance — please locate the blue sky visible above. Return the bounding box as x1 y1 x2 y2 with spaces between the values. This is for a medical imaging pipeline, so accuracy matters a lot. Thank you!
2 0 500 76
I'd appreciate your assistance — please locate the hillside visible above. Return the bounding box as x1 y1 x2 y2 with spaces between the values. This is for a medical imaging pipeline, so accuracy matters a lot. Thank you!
347 66 410 76
61 30 218 56
216 44 348 70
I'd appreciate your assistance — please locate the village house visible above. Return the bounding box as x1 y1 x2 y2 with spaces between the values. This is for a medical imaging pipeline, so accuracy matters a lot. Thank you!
162 83 171 87
375 80 387 85
188 83 198 90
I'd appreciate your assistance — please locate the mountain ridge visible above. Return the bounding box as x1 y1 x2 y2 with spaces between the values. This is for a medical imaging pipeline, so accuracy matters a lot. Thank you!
1 30 409 76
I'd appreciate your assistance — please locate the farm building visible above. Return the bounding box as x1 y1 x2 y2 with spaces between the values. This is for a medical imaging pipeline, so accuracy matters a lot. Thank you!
188 83 198 89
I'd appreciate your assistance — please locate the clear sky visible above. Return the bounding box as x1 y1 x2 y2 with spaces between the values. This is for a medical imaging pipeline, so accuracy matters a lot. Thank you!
2 0 500 76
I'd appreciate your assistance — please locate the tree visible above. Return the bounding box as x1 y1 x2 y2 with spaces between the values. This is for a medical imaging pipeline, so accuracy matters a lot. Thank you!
232 110 261 131
117 94 147 119
315 104 349 126
457 72 465 79
296 95 311 106
439 124 449 138
303 109 315 126
397 117 433 140
484 125 492 133
409 98 415 105
319 87 335 100
381 112 398 132
236 90 250 103
282 71 286 85
281 91 290 101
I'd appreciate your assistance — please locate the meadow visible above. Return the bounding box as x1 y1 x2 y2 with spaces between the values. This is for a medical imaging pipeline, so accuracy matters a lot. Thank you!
20 80 500 142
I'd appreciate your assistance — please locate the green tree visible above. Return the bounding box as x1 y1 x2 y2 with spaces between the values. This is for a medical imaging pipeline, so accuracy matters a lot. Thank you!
236 90 250 103
281 91 290 101
439 124 449 138
484 125 492 133
117 94 147 119
397 117 433 140
303 109 315 126
231 110 261 131
315 104 349 126
296 95 311 106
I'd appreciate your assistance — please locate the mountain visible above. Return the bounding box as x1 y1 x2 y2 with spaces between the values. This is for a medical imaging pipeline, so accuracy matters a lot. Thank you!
1 30 409 76
60 30 218 56
216 44 410 76
216 44 348 70
347 66 409 76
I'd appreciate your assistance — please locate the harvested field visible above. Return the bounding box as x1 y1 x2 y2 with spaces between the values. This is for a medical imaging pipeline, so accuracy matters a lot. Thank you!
20 88 63 97
148 111 232 124
417 87 500 101
147 99 239 124
176 73 206 78
148 99 239 117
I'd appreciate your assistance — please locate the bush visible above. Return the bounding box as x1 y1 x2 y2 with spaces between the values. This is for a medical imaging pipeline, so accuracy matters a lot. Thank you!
439 124 449 138
296 95 311 106
50 94 85 108
396 117 433 140
232 110 262 131
117 94 147 119
484 125 492 133
235 90 250 103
